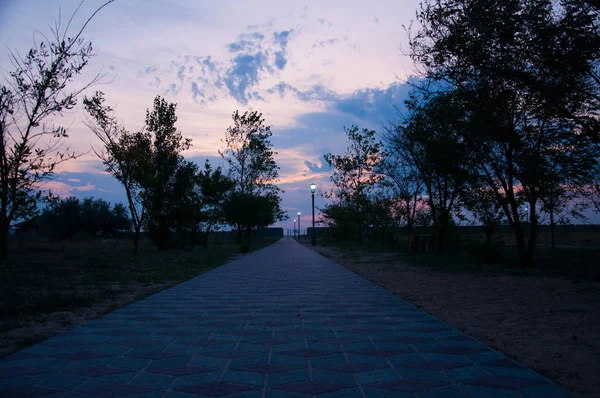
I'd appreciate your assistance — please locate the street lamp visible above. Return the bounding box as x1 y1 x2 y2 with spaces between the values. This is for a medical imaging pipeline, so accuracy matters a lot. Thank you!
297 212 301 239
293 219 296 239
310 183 316 246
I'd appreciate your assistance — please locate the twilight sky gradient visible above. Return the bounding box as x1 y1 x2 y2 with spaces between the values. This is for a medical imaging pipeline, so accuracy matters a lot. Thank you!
0 0 421 230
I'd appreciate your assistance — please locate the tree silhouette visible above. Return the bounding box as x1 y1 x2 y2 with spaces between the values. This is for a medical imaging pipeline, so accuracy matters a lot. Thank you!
220 111 285 241
0 1 113 262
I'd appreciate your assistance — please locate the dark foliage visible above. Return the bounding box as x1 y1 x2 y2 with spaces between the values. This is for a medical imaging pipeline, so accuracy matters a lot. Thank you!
40 197 130 240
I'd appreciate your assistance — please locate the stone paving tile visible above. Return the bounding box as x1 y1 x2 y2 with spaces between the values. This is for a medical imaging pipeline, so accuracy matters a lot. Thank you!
318 362 387 373
0 238 572 397
173 382 257 396
353 348 414 357
62 366 133 377
0 367 50 378
272 380 351 394
398 360 471 371
147 365 217 376
0 385 62 397
369 378 450 392
278 349 340 358
231 363 303 374
78 383 158 397
37 372 89 390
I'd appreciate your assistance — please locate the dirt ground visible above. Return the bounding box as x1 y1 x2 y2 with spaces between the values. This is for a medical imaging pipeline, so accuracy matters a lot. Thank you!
310 244 600 398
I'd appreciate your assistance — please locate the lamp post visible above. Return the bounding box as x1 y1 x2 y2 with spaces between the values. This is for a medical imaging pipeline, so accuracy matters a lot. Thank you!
297 212 301 239
310 183 316 246
293 219 296 239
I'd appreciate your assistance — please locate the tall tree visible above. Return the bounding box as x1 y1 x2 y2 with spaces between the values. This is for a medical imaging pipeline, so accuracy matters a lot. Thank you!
83 91 151 253
219 110 285 240
197 160 235 247
463 185 505 245
142 96 192 250
323 126 382 244
381 124 425 238
409 0 600 266
170 160 200 249
394 92 471 251
0 1 113 262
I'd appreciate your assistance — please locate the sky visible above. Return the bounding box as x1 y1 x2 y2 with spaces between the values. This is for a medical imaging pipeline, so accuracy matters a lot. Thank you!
0 0 422 231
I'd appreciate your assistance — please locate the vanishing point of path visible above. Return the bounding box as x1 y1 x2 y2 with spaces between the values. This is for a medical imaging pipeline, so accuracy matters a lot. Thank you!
0 238 571 397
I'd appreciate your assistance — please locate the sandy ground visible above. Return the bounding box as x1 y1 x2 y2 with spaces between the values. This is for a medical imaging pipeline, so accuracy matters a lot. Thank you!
312 245 600 398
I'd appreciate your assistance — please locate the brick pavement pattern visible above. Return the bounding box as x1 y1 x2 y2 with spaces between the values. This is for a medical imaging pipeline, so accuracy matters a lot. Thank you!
0 237 572 397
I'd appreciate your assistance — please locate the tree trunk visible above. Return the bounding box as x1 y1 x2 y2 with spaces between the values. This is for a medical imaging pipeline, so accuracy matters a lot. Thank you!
549 208 555 250
436 225 446 253
236 225 242 244
0 220 8 264
133 225 141 254
203 230 210 248
354 203 363 244
406 219 413 252
509 217 531 268
515 228 531 268
190 223 197 249
435 209 448 253
525 202 538 268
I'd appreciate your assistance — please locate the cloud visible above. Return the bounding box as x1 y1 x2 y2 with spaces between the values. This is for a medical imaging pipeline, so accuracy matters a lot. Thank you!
226 40 256 53
267 81 293 97
242 32 265 40
201 56 218 73
42 181 75 197
274 51 286 69
270 79 416 127
304 160 330 174
74 183 96 192
138 27 295 105
267 82 336 103
223 52 272 103
44 172 128 205
329 82 412 123
191 82 203 101
137 54 226 104
219 29 295 103
313 38 338 48
273 30 291 48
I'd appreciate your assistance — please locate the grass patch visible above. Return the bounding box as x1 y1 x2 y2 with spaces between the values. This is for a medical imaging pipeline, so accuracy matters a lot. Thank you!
0 236 279 356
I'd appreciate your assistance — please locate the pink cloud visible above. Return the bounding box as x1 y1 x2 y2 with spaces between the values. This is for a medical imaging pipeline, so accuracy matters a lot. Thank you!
74 184 96 192
40 181 74 197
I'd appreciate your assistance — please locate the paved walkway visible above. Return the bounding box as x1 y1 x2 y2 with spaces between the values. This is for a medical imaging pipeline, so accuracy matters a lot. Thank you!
1 238 571 397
